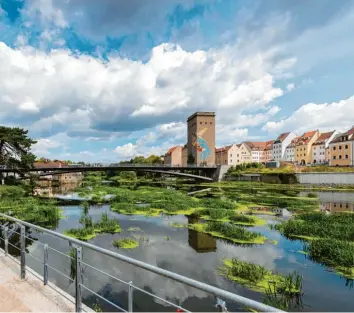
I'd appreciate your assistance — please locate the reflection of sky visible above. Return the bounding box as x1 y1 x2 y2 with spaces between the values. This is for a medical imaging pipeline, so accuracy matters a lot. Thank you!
22 203 354 312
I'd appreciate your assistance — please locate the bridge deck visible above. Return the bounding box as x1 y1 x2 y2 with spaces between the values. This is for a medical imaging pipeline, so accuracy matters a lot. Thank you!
0 253 76 312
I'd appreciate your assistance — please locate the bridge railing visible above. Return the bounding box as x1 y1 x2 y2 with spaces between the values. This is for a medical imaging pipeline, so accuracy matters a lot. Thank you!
0 213 283 313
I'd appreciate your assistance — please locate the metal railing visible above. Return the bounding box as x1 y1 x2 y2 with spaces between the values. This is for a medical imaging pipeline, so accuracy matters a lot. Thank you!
0 213 283 313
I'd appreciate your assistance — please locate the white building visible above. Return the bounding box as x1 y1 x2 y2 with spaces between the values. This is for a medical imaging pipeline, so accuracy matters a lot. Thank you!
311 131 337 164
243 142 267 163
285 137 299 162
272 132 297 161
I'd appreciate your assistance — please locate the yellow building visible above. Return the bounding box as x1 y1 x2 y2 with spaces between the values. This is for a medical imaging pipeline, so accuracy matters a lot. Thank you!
295 130 320 165
328 126 354 166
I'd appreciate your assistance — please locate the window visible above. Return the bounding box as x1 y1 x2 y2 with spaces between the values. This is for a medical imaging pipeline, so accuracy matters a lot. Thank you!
210 122 212 125
339 155 342 160
334 204 337 208
346 155 349 159
230 159 232 163
333 156 336 160
340 204 342 208
345 145 348 149
230 154 232 157
346 204 349 208
339 146 342 150
333 146 336 150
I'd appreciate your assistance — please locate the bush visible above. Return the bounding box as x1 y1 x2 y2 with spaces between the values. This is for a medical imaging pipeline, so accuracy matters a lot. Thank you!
119 171 137 181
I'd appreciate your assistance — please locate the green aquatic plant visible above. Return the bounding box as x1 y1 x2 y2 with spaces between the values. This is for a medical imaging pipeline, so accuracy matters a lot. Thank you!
304 239 354 278
169 222 186 228
65 227 96 241
94 213 121 233
113 238 139 249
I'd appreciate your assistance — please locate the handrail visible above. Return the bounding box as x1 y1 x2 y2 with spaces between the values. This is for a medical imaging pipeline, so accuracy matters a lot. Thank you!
0 213 284 312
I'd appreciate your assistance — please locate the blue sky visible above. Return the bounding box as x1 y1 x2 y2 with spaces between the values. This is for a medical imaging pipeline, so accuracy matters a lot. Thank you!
1 0 354 162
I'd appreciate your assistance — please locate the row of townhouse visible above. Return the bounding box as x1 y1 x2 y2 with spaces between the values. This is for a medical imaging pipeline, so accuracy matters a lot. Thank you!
164 126 354 167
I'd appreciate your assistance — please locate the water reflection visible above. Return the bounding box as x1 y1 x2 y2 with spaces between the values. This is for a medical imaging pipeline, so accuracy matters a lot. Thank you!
188 229 216 253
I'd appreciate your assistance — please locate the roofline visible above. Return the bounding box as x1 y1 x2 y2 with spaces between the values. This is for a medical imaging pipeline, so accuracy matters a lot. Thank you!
187 112 216 122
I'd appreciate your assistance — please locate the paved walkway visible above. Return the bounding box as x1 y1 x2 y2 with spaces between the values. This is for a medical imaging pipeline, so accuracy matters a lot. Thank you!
0 253 75 312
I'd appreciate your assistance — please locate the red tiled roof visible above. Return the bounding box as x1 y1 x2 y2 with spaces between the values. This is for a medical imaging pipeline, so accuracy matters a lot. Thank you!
313 131 335 145
244 141 267 150
330 126 354 144
264 140 275 151
215 145 232 153
296 130 318 146
274 132 290 143
165 146 178 156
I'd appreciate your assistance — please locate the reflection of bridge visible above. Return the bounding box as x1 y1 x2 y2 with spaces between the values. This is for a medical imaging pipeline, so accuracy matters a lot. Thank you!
1 164 218 182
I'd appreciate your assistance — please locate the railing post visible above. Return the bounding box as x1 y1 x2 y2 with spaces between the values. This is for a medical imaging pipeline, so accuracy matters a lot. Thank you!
43 244 48 285
20 225 26 279
4 226 8 256
75 246 82 313
128 281 133 312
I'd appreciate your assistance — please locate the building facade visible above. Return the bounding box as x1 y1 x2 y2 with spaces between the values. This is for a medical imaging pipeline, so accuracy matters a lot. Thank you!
285 137 299 162
187 112 216 165
272 132 297 161
243 142 267 163
311 131 337 164
295 130 320 165
164 146 183 166
264 140 275 162
329 126 354 166
215 144 243 165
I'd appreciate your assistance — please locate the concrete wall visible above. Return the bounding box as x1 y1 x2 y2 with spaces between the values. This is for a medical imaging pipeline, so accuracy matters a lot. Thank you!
296 172 354 185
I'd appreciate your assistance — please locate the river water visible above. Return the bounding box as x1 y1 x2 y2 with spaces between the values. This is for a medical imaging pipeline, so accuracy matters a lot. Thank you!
5 184 354 312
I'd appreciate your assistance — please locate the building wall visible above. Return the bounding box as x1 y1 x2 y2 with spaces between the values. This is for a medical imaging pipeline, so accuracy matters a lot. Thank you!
187 112 215 165
239 143 252 163
264 149 273 162
273 133 297 161
296 172 354 185
56 172 83 184
295 132 319 164
329 141 353 166
164 146 183 165
312 144 327 164
285 147 295 162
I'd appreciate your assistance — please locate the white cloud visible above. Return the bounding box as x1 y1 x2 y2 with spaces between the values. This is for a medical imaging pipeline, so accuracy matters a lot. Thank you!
263 95 354 134
0 35 288 142
32 138 61 155
114 143 138 158
286 83 295 91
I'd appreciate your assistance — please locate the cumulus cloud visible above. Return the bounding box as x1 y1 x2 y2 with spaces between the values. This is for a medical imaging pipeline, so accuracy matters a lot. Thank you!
31 138 61 155
0 38 288 140
263 95 354 134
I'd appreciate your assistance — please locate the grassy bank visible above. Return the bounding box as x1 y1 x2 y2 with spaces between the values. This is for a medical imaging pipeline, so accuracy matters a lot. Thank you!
113 238 139 249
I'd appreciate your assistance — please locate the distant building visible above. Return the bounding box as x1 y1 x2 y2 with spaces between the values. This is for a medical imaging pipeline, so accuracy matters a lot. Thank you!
243 142 267 163
285 137 299 162
329 126 354 167
264 140 275 162
164 146 183 166
295 130 320 165
33 161 83 184
311 131 337 164
215 144 242 165
237 143 252 164
272 132 297 161
187 112 216 165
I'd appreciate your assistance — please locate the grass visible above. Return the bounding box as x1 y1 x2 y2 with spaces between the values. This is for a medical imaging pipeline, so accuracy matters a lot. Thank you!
221 258 303 294
169 222 186 228
189 222 267 244
113 238 139 249
273 212 354 279
65 213 121 240
304 239 354 279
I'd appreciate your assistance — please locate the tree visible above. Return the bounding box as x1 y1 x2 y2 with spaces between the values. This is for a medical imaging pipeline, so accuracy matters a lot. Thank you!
0 126 37 170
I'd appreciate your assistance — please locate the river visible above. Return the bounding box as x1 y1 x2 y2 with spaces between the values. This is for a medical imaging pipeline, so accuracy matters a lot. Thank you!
5 183 354 312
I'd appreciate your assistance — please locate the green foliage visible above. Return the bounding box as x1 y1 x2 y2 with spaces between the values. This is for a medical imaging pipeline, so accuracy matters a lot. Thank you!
228 258 268 283
94 213 121 233
119 171 137 181
307 192 317 198
0 126 37 170
304 239 354 269
206 222 261 242
113 238 139 249
275 212 354 241
0 185 26 198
